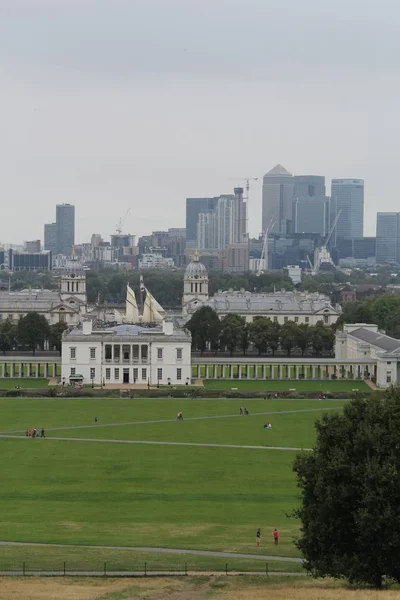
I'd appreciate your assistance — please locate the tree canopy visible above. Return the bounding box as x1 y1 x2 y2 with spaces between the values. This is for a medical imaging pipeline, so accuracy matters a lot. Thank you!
293 388 400 587
339 294 400 338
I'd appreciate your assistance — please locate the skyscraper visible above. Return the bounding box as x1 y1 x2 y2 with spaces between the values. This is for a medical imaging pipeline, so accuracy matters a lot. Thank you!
293 176 329 238
376 213 400 264
294 175 326 198
262 165 294 235
56 204 75 255
196 189 246 251
44 223 57 255
186 198 218 249
331 179 364 241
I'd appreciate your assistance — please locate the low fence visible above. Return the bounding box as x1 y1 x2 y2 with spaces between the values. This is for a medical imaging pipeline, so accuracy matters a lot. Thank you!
0 560 278 576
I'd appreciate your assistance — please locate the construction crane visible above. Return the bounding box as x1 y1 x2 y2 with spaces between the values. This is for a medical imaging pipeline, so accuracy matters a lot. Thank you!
115 209 131 235
229 177 259 239
311 210 342 275
257 217 276 275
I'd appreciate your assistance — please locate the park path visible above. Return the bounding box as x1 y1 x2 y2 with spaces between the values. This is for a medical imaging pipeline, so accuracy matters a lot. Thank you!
0 540 302 563
0 406 339 435
0 434 311 451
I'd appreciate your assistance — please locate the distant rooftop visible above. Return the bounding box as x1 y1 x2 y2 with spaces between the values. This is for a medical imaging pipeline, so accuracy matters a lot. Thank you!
349 327 400 354
265 164 292 177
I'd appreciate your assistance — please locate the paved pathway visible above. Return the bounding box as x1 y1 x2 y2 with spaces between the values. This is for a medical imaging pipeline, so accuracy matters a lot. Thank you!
0 406 339 435
0 434 311 451
0 541 303 563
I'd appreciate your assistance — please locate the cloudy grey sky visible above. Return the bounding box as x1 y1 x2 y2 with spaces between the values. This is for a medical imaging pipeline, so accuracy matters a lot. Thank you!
1 0 399 244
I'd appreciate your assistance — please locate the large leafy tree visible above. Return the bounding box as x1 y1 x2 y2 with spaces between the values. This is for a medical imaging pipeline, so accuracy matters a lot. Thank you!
185 306 220 355
280 321 298 356
293 389 400 588
248 318 270 355
220 314 247 356
48 322 68 353
295 323 311 356
17 312 50 355
0 318 17 354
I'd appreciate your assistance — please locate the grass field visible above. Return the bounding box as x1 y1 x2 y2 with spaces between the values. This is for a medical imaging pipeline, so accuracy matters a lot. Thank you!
204 379 370 392
0 576 399 599
0 396 348 572
0 378 49 389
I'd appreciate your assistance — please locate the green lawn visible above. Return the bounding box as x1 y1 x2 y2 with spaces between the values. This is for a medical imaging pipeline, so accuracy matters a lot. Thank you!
203 379 370 392
0 397 349 568
0 378 49 389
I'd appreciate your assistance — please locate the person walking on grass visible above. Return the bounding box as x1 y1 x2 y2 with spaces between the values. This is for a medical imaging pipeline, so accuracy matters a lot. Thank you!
273 528 279 545
256 528 261 547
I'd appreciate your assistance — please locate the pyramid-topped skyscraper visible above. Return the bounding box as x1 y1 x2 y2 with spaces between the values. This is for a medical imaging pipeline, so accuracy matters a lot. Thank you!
262 164 294 235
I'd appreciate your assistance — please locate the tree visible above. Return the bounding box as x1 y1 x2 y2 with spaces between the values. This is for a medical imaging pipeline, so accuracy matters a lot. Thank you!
295 323 311 356
249 318 270 355
240 322 250 356
17 312 50 355
48 322 68 353
293 389 400 588
280 321 298 356
268 322 281 356
185 307 220 355
220 314 246 356
0 318 17 354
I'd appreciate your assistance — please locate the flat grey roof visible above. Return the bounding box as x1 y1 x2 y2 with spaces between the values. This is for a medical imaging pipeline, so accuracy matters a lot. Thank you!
349 328 400 353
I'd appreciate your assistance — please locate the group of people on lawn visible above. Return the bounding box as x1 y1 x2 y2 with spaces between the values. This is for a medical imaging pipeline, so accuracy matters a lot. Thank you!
257 528 279 546
25 428 45 438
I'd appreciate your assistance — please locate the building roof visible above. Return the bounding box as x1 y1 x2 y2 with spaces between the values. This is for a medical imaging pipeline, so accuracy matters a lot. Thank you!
349 327 400 354
265 164 292 177
185 254 208 277
0 289 63 312
66 322 190 341
199 291 339 314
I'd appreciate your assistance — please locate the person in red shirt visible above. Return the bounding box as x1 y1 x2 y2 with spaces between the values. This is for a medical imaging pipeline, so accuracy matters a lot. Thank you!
273 528 279 545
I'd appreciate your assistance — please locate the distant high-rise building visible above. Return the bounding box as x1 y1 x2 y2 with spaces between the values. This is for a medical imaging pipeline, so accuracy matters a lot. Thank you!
44 223 57 255
262 165 294 235
331 179 364 241
56 204 75 255
376 213 400 264
294 175 326 198
25 240 41 253
293 198 330 237
186 198 218 249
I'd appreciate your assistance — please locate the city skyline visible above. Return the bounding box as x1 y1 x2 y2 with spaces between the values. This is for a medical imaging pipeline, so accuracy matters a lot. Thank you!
1 0 400 243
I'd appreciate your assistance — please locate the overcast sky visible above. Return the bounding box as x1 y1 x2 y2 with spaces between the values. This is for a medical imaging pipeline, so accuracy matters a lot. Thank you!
1 0 400 244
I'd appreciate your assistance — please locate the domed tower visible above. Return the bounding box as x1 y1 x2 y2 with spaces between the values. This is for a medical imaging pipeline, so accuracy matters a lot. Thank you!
182 251 209 313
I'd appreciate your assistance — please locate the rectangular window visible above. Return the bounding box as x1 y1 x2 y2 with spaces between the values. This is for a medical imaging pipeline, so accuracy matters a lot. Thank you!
70 347 76 359
176 348 183 360
132 345 139 361
142 368 147 380
387 372 392 383
114 346 120 360
70 367 76 376
294 317 299 323
177 368 182 380
284 316 288 323
114 368 119 380
157 368 162 381
273 316 278 323
105 368 111 380
90 367 95 380
133 368 139 381
305 317 310 323
105 345 112 360
141 345 148 361
90 347 96 360
324 315 329 324
157 348 163 360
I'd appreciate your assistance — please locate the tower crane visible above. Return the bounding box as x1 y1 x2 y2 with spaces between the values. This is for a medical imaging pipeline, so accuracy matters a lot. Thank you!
115 209 131 235
311 210 342 275
257 217 276 275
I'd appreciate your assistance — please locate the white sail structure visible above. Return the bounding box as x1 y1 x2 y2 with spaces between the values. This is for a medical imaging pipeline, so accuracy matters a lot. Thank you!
125 284 139 323
142 288 164 323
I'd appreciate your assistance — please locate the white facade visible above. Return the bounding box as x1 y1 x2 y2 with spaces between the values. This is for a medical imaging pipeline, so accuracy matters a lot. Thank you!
335 323 400 388
182 253 209 312
283 265 302 285
138 254 175 269
62 319 192 386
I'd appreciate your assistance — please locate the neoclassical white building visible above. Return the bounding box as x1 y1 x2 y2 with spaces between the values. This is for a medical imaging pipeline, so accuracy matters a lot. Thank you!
335 323 400 388
0 271 87 326
182 254 340 326
61 319 192 386
62 281 191 386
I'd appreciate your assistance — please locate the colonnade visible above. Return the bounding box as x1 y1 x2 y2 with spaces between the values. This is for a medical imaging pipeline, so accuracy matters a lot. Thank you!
0 361 61 379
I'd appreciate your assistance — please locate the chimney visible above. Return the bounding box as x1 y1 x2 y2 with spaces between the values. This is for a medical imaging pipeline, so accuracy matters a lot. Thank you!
163 320 174 336
82 320 93 335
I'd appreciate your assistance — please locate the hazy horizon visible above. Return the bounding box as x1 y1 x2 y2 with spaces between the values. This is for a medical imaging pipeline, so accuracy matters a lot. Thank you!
1 0 400 244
